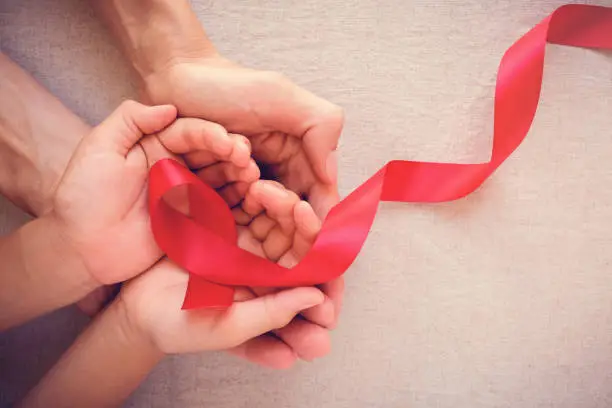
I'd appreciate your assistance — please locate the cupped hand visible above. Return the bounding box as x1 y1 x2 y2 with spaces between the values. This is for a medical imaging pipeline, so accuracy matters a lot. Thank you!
120 179 330 368
144 57 343 219
230 180 333 366
143 56 345 336
118 258 325 358
54 100 256 287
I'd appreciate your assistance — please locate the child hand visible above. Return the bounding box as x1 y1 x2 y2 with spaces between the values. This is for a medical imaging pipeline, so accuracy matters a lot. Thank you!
118 181 325 356
227 181 335 366
54 100 257 289
233 180 321 268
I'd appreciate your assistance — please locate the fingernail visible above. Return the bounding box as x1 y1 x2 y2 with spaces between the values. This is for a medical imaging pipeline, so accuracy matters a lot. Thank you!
237 135 251 151
302 292 325 310
260 181 289 196
301 300 323 310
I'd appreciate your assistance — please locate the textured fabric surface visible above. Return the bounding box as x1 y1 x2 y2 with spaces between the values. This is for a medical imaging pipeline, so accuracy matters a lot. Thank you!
2 0 612 407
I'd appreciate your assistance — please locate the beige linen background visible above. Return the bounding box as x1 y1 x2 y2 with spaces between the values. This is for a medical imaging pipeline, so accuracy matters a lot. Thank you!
2 0 612 407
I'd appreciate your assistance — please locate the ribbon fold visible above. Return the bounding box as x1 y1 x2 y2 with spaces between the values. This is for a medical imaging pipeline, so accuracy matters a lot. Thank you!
148 4 612 309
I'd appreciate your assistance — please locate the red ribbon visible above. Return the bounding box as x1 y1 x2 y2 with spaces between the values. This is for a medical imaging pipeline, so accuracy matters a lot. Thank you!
149 4 612 310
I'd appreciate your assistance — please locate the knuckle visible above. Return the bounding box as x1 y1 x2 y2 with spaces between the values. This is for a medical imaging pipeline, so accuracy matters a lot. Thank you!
195 121 227 146
116 100 146 135
237 134 250 147
183 120 200 147
203 120 226 137
263 294 294 329
210 121 228 135
322 104 345 127
118 99 141 112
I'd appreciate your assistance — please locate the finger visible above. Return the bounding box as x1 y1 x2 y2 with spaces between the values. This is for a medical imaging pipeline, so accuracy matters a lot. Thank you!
275 201 320 268
291 201 322 259
236 227 266 258
75 286 114 317
247 132 292 165
251 181 300 233
157 118 232 159
184 133 252 169
215 287 324 348
92 100 176 156
138 134 183 167
229 134 252 168
302 114 343 185
218 181 250 208
273 319 331 361
247 286 333 359
299 297 337 330
135 135 187 214
300 278 346 331
233 207 254 226
319 277 345 329
282 202 336 329
233 181 281 227
296 278 346 331
138 134 190 215
263 227 293 262
308 175 340 220
244 181 301 262
241 184 266 217
227 335 297 369
249 214 276 241
256 73 343 184
196 159 260 189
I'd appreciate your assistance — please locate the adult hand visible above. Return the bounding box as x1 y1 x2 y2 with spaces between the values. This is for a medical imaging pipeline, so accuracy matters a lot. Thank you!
144 57 343 219
93 0 345 367
143 57 345 331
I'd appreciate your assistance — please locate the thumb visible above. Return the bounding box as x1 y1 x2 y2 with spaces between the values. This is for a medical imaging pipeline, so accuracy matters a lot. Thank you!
302 108 343 185
139 134 190 215
256 73 343 184
221 287 325 348
90 100 177 156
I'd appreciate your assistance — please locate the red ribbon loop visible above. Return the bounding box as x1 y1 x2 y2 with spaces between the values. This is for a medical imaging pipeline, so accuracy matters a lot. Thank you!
149 4 612 309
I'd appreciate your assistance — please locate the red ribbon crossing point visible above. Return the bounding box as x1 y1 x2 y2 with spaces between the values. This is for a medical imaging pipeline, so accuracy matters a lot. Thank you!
148 4 612 310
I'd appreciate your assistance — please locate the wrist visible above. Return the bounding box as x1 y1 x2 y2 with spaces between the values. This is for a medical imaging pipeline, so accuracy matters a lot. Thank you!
93 0 217 83
0 108 51 216
111 293 165 363
43 213 100 293
0 214 101 329
0 53 89 217
141 54 236 110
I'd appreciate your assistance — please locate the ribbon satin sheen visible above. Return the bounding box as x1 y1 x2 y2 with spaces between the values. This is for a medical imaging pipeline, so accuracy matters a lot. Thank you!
149 4 612 309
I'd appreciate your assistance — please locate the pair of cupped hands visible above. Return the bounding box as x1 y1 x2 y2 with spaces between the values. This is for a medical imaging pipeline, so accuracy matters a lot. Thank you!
53 55 345 369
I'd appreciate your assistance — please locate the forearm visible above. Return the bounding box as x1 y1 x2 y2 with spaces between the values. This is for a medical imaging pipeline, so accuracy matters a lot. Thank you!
0 215 96 330
18 296 163 408
91 0 217 82
0 53 89 216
